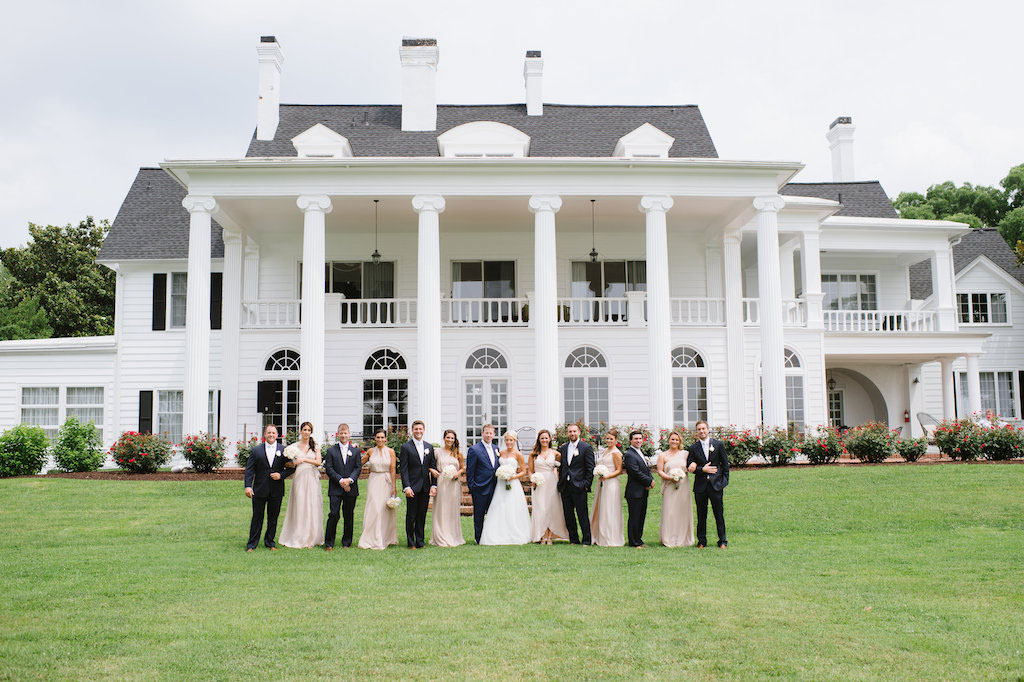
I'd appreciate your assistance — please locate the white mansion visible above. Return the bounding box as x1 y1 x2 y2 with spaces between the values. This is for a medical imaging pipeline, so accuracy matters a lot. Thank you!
3 36 1022 452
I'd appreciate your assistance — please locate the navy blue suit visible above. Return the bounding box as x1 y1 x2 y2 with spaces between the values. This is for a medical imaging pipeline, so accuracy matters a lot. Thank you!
323 442 363 548
465 440 500 543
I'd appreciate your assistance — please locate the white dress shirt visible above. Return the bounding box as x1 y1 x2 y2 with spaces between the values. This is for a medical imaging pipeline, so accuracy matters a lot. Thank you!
265 442 276 466
414 439 425 463
700 439 710 460
568 439 579 464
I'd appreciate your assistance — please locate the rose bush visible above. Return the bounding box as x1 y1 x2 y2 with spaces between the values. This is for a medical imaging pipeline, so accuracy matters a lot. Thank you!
895 437 928 463
234 435 261 469
181 433 226 473
979 424 1024 461
110 431 172 473
934 419 983 461
714 427 758 467
759 428 797 466
800 426 846 465
843 422 898 463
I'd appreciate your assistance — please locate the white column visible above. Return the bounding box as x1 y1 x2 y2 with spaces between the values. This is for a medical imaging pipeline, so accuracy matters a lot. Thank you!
966 354 982 416
801 230 824 329
243 241 259 302
706 245 723 300
297 195 332 437
640 195 674 433
723 228 747 426
940 357 956 421
754 195 787 428
780 239 798 300
413 195 445 442
932 247 957 331
220 228 244 455
529 195 562 430
181 195 216 437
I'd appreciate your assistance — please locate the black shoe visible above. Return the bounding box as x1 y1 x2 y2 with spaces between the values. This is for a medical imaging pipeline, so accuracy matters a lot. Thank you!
718 543 728 549
697 544 706 549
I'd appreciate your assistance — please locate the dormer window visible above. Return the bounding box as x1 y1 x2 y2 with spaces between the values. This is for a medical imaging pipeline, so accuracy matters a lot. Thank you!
291 123 353 158
613 122 674 158
437 121 530 158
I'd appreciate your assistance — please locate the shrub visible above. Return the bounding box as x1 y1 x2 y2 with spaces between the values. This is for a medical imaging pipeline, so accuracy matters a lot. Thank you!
553 422 658 458
658 427 697 452
844 422 898 463
0 424 49 477
714 427 758 467
360 426 410 453
895 437 928 463
800 426 845 464
52 416 104 472
934 418 983 461
110 431 172 473
181 433 226 473
554 421 599 448
759 428 797 466
979 424 1024 461
235 435 261 469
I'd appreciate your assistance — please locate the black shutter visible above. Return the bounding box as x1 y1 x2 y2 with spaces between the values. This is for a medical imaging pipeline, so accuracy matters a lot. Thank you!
139 391 154 433
152 274 167 331
1019 371 1023 419
210 272 223 330
257 381 275 414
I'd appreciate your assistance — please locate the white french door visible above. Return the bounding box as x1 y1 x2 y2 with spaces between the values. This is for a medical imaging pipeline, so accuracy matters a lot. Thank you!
464 378 509 442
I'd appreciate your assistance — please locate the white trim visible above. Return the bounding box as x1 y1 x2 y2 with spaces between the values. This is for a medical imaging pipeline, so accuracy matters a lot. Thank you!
956 255 1024 297
0 336 116 353
956 290 1013 326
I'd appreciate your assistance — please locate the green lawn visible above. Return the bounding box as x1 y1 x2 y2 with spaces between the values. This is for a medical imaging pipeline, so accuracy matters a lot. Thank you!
1 465 1022 681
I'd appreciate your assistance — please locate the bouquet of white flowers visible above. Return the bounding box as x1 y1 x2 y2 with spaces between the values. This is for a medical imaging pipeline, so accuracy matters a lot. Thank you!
668 467 685 490
442 464 458 480
496 464 517 490
529 472 545 487
282 444 300 461
385 495 401 510
594 464 610 486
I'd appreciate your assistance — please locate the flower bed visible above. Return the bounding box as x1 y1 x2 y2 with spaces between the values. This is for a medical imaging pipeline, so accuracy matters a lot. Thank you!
800 426 845 465
934 419 983 461
110 432 172 473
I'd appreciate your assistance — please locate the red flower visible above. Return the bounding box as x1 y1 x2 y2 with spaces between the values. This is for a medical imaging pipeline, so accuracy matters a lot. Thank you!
129 458 136 463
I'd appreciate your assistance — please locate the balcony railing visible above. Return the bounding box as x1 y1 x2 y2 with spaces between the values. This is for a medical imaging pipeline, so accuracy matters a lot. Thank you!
339 298 417 327
242 300 300 328
824 310 936 332
442 297 529 326
557 297 629 325
671 298 724 326
742 298 807 327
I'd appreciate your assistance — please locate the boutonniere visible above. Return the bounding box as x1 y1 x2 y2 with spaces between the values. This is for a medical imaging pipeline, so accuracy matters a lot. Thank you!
709 445 715 453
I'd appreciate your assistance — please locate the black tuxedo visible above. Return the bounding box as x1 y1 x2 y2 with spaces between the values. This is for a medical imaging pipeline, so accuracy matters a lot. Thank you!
557 440 595 544
622 446 654 547
243 442 293 550
323 442 363 548
686 439 729 547
399 440 437 548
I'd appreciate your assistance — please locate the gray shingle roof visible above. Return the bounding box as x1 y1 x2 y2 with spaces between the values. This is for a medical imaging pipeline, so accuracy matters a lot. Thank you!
97 168 223 261
908 228 1024 299
780 181 898 219
244 104 719 158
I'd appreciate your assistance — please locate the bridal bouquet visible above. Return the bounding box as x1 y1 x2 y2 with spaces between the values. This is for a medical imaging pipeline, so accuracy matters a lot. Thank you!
529 472 545 487
496 464 517 490
385 495 401 510
668 467 685 490
282 444 300 461
442 464 459 480
594 464 610 486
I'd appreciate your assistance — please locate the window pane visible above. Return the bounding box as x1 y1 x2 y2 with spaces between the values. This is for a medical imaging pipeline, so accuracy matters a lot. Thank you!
687 376 708 424
364 261 395 299
571 261 602 299
465 380 483 442
672 377 685 425
997 372 1015 418
66 387 103 405
158 390 184 445
991 293 1007 323
452 261 483 298
978 372 996 413
362 379 384 436
828 390 844 428
822 275 839 310
483 261 515 298
839 275 859 311
330 262 362 298
627 261 647 292
958 294 970 323
563 377 585 424
588 377 609 426
971 293 988 324
22 387 59 405
859 275 877 310
957 372 969 416
785 376 805 428
171 273 187 327
603 261 626 297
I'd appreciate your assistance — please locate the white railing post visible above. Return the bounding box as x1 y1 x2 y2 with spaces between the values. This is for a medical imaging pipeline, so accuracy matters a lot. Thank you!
626 291 646 328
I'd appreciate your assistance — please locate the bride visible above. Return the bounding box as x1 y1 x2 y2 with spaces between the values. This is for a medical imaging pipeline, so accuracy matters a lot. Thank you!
480 430 532 545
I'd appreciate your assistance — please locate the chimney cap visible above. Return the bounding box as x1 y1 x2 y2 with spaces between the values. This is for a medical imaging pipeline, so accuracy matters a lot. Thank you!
526 50 542 58
402 37 437 47
260 35 278 43
829 116 853 129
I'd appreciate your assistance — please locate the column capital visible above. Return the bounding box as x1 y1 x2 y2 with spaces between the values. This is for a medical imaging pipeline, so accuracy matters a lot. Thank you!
221 226 245 246
528 195 562 213
638 195 674 214
412 194 446 213
296 194 333 214
723 227 743 246
182 195 217 214
753 195 785 213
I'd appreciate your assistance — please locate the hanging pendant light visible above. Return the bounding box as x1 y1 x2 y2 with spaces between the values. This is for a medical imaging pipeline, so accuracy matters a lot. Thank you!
589 199 599 263
371 199 382 265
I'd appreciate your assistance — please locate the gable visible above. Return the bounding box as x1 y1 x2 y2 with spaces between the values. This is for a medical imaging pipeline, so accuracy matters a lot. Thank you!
291 123 353 158
613 122 674 158
436 121 530 157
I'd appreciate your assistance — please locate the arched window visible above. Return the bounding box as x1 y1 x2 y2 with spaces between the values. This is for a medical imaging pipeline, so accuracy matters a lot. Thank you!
464 348 510 441
363 349 408 437
784 348 801 369
564 346 609 427
784 348 805 429
265 349 300 372
671 346 708 427
466 347 508 370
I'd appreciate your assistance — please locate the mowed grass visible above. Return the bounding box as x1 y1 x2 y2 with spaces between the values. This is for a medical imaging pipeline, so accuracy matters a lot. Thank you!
1 465 1022 681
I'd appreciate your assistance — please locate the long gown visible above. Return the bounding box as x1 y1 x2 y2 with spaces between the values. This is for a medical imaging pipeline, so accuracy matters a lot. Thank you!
530 451 569 542
660 450 695 547
480 456 532 545
430 449 465 547
279 443 325 548
590 447 624 547
357 448 399 550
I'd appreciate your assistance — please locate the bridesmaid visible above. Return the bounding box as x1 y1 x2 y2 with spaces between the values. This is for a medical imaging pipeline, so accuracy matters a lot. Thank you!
279 421 325 548
357 429 399 550
589 429 624 547
429 429 466 547
528 429 568 544
657 431 695 547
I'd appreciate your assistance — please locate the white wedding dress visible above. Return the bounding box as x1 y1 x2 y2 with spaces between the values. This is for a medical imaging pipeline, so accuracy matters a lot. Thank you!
480 456 532 545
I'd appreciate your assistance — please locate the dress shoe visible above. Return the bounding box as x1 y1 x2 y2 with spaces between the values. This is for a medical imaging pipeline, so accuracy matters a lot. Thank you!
269 546 277 551
718 543 728 549
246 548 254 553
697 544 706 549
325 546 333 551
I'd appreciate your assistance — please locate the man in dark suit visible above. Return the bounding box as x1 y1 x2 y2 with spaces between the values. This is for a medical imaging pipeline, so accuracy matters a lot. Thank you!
465 423 501 544
323 423 363 550
399 420 437 549
557 423 595 545
685 420 729 548
243 424 293 551
622 430 655 548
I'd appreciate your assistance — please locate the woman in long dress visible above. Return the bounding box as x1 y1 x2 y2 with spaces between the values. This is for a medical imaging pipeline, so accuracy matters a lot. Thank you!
480 431 532 546
590 429 624 547
528 429 568 544
429 429 466 547
279 421 325 548
657 431 695 547
357 429 399 550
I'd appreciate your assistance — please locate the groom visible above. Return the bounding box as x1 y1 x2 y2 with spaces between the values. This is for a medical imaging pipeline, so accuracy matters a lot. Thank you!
243 423 293 551
400 420 436 549
466 423 500 544
557 423 595 545
686 420 729 548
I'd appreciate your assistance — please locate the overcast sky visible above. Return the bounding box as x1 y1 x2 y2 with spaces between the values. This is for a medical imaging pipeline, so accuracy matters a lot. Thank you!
2 0 1021 247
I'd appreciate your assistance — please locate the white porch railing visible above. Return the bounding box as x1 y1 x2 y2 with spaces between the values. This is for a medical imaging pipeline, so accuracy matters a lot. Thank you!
442 297 530 326
824 309 937 332
242 300 300 328
340 298 417 327
742 298 807 327
557 297 630 325
742 298 759 324
670 298 725 325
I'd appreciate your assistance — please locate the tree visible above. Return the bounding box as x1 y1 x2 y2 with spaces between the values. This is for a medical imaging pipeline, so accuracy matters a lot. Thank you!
0 217 114 338
0 296 53 340
998 207 1024 262
1001 163 1024 213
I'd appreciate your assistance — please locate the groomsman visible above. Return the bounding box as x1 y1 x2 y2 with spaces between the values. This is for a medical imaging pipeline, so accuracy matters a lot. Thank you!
622 430 655 548
323 423 363 550
557 423 595 545
466 423 501 544
243 424 293 551
400 420 437 549
686 420 729 548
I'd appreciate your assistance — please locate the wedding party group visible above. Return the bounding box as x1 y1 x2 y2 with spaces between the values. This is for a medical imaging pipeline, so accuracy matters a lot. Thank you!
243 419 730 551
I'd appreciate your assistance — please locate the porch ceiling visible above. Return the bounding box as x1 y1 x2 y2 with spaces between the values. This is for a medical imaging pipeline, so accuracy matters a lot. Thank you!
824 332 989 364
